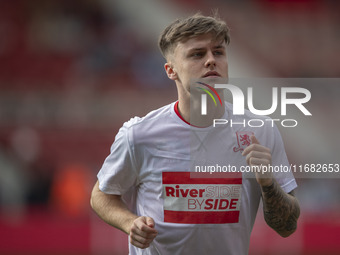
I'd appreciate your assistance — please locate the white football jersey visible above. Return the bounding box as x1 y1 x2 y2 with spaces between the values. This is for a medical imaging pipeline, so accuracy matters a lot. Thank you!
97 101 297 255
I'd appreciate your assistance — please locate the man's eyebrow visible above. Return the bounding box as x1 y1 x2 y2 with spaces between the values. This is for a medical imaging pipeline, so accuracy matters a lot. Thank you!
213 44 226 49
186 44 226 54
188 45 225 51
187 47 206 52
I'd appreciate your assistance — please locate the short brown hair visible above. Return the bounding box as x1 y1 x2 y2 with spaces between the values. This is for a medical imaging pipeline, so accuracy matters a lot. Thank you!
158 12 230 59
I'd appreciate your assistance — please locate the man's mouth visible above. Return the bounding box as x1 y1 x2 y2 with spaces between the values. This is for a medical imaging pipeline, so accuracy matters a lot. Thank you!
203 71 221 77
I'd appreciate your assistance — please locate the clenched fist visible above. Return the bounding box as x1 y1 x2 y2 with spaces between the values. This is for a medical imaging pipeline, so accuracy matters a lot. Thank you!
129 216 158 249
242 135 273 187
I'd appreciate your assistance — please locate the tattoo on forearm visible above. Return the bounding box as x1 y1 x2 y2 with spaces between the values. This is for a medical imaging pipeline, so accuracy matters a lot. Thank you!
261 181 300 236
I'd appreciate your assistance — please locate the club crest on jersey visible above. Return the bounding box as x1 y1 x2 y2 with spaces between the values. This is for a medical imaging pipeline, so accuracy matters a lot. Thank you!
233 131 254 152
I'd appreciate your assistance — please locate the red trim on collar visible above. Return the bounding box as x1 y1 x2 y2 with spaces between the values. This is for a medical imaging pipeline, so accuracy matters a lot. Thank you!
174 101 203 128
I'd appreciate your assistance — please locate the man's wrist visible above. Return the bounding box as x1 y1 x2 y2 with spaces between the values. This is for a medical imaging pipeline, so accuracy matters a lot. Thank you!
260 178 275 190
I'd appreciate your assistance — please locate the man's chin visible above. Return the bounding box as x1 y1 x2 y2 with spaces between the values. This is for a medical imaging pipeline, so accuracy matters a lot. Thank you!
200 76 229 86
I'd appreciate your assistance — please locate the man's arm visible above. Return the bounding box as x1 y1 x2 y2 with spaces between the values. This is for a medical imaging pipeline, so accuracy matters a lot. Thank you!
90 181 158 248
242 135 300 237
261 181 300 237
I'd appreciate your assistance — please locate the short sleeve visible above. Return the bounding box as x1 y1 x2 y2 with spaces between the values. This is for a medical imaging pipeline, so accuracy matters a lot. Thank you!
97 120 139 195
270 124 297 193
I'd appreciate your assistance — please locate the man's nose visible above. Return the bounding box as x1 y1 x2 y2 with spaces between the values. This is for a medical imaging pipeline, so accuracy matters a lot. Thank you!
204 51 216 68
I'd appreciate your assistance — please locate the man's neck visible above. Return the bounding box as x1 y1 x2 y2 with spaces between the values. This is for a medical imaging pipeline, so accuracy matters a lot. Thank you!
177 94 225 127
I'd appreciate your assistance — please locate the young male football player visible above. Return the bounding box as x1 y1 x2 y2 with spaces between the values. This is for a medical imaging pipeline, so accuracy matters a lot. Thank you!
91 13 300 255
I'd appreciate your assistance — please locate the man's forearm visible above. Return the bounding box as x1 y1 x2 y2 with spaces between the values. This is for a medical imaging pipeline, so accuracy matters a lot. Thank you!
91 181 158 249
261 180 300 237
90 181 137 234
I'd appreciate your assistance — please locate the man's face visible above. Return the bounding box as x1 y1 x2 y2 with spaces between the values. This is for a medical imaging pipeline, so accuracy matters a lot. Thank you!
165 33 229 95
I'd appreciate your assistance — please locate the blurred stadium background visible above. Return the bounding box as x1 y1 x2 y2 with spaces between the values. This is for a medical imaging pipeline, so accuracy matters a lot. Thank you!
0 0 339 254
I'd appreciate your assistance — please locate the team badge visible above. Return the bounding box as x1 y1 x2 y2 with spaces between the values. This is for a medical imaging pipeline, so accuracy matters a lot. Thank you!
233 131 254 152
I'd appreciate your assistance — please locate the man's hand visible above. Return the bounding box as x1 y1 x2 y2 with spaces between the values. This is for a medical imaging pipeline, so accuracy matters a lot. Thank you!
242 135 273 187
129 216 158 249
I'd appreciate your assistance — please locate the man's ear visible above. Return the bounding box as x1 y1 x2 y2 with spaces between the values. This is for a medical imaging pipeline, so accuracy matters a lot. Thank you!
164 63 177 80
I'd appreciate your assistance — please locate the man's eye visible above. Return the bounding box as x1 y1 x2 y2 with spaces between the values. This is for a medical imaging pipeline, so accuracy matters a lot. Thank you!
191 52 203 57
214 51 224 55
